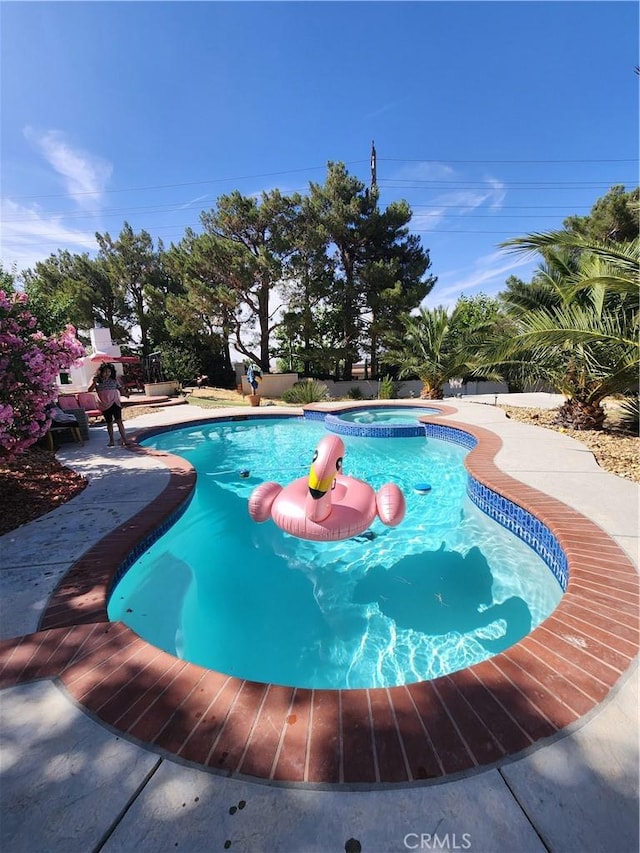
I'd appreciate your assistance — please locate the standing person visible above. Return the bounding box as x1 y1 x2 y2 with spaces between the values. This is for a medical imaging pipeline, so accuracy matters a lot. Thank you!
247 365 259 393
88 363 131 447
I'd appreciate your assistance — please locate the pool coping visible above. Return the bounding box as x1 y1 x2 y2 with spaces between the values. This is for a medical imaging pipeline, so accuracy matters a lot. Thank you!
0 403 637 786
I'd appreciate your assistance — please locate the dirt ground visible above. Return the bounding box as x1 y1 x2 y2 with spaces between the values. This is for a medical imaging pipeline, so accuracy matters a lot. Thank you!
0 393 637 537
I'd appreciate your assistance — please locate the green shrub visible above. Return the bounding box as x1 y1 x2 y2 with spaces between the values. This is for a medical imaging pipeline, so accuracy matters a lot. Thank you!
378 375 400 399
281 379 330 404
160 345 200 390
347 386 364 400
618 394 639 434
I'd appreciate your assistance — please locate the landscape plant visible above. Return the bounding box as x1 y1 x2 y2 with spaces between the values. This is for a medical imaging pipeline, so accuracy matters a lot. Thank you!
346 386 365 400
281 379 330 404
383 305 490 399
377 375 399 399
618 395 639 433
159 344 201 391
0 291 85 458
493 232 639 429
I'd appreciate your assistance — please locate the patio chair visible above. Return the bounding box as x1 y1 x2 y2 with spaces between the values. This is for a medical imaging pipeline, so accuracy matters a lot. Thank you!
76 391 102 421
45 406 83 450
58 394 80 411
55 396 90 439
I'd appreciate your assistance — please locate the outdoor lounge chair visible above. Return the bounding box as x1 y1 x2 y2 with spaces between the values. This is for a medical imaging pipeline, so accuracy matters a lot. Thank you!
56 397 90 439
58 391 102 420
57 394 81 412
76 392 102 421
45 406 83 450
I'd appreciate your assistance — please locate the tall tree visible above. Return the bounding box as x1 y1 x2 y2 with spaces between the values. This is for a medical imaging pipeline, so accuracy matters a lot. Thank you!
21 251 128 339
360 199 435 376
198 190 298 372
143 240 191 352
164 233 238 382
0 263 16 293
96 222 160 356
564 185 639 243
308 163 434 379
307 163 378 379
276 193 336 375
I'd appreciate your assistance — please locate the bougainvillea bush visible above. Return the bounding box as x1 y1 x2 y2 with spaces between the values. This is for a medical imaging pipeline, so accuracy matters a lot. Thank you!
0 290 85 458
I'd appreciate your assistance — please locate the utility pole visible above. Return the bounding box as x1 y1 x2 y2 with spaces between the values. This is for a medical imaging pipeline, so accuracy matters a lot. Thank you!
370 140 377 189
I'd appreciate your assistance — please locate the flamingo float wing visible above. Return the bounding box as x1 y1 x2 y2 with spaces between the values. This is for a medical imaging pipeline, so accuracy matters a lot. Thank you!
248 481 283 523
376 484 406 527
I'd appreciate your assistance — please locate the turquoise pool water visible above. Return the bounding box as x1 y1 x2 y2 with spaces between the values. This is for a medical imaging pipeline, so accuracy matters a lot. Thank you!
339 406 438 424
108 417 562 690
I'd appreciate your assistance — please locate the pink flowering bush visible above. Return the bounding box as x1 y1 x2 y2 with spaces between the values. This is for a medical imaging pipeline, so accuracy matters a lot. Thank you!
0 290 85 458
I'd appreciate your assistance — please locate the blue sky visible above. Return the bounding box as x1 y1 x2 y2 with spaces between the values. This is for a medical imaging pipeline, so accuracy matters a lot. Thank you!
1 1 638 309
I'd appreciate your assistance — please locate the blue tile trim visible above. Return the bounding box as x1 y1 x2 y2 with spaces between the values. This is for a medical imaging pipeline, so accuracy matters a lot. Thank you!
303 409 328 422
107 491 195 601
466 478 568 591
423 422 478 449
324 413 425 438
424 422 567 590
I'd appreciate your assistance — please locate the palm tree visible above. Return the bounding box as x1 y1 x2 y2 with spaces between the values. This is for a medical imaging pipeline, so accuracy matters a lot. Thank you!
490 233 639 429
382 305 488 399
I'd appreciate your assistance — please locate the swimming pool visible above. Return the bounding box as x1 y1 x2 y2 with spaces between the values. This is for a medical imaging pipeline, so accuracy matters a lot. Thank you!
337 406 439 424
323 404 441 438
108 416 562 690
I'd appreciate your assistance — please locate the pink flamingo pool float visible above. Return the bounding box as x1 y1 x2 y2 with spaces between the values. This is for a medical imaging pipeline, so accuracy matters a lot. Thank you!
248 434 406 541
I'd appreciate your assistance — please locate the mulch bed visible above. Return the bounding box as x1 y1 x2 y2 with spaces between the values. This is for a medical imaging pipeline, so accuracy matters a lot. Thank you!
0 447 87 537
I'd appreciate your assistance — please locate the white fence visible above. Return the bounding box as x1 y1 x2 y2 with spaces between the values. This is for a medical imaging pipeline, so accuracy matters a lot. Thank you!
242 373 511 400
318 378 510 399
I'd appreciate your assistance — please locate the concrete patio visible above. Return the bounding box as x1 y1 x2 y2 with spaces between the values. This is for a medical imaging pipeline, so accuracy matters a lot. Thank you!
0 396 637 852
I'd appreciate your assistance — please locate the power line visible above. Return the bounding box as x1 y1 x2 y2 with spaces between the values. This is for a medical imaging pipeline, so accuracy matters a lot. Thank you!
4 182 629 223
379 180 635 189
380 157 638 164
7 162 367 202
0 206 589 224
5 156 635 203
410 203 597 209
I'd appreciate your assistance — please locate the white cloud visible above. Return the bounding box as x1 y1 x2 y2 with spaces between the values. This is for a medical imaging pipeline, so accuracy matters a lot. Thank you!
486 177 506 210
0 198 98 273
436 180 506 215
175 194 209 211
0 130 112 273
394 162 506 233
23 127 112 207
389 161 456 182
409 206 447 232
409 184 505 234
425 251 536 309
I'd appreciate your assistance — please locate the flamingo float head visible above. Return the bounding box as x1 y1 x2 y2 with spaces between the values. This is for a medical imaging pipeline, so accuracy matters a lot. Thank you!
307 434 345 500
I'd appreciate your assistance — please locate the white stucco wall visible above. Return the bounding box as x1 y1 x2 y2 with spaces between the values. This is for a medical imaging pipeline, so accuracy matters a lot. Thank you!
240 373 299 398
59 327 124 391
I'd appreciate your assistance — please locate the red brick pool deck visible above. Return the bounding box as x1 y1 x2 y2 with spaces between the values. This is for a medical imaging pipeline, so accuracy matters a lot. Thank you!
0 410 637 785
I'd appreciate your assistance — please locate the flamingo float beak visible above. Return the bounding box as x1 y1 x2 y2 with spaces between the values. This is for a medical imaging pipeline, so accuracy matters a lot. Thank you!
308 469 336 500
307 435 345 500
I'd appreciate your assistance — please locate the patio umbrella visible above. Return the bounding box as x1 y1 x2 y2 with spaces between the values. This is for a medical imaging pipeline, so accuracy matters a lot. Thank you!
85 351 141 363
